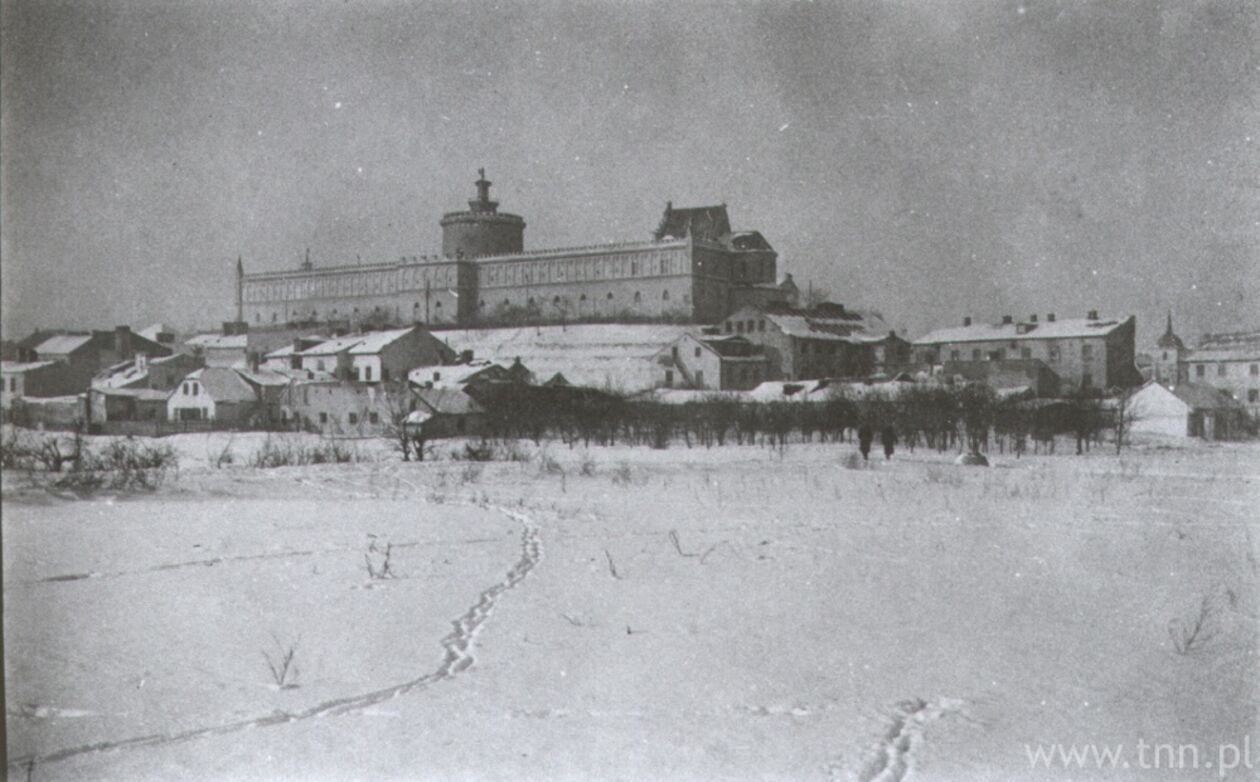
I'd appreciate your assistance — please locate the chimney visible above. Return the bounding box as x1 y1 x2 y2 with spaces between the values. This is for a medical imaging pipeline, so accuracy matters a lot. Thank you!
1047 313 1056 322
1087 309 1099 320
1002 315 1013 325
135 353 147 373
963 316 972 327
114 326 133 358
1029 314 1038 323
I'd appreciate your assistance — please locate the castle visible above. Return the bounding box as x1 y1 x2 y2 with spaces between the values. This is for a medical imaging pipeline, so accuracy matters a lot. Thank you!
236 171 793 330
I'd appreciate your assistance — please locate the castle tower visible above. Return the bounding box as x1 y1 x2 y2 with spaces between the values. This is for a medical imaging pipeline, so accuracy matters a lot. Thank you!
440 169 526 259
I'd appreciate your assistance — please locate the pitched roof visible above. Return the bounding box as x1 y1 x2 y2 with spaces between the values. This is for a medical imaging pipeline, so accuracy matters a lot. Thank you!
348 327 416 355
297 334 366 356
1 360 57 373
653 203 731 241
1197 329 1260 350
754 304 892 343
408 361 516 389
35 334 93 355
913 316 1129 345
1184 346 1260 362
1156 312 1185 350
185 333 248 350
1171 383 1246 410
414 387 484 416
185 367 258 403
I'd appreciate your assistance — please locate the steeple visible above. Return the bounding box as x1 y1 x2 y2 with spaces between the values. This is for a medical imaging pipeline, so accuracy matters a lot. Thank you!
1156 309 1185 351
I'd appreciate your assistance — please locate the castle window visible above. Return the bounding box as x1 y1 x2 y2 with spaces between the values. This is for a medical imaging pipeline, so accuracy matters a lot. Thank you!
1196 364 1205 378
1021 348 1032 359
736 322 745 333
758 320 765 332
1251 364 1258 376
972 349 982 361
348 412 358 425
272 313 278 322
607 292 614 300
725 321 733 334
694 347 702 358
255 313 261 323
634 291 642 304
553 296 561 305
1218 363 1227 377
580 294 587 301
663 290 670 301
479 300 485 309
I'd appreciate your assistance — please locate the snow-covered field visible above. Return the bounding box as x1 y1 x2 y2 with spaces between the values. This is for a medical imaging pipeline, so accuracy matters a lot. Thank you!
4 431 1258 781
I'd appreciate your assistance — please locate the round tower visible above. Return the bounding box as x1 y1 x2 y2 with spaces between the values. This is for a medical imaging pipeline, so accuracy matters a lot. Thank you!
440 169 525 258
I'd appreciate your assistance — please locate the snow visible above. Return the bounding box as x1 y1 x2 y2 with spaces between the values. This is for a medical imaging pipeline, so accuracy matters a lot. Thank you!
437 324 693 393
4 432 1258 780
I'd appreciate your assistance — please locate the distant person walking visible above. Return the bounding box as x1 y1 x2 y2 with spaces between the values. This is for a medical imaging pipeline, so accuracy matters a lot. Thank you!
881 425 897 461
857 424 874 462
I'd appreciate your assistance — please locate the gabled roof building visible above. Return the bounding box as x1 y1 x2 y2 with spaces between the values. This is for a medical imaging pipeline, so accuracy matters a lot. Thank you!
913 311 1141 391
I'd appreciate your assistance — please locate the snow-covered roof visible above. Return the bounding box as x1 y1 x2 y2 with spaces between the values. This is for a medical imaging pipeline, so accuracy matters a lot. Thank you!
92 361 148 389
348 327 415 355
1184 346 1260 362
297 334 365 356
415 387 484 416
265 338 326 359
236 369 292 387
913 317 1129 346
35 334 92 355
186 333 248 350
1171 383 1246 410
408 361 506 389
183 367 258 403
137 323 172 342
437 323 691 393
746 306 893 344
95 387 172 402
1 360 57 373
746 380 831 402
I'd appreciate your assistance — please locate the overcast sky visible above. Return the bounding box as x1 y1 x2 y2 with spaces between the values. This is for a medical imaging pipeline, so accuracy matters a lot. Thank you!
2 0 1256 345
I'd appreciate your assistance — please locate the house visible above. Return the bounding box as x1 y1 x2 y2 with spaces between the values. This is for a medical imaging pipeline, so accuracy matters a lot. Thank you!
28 326 173 394
347 326 457 383
296 334 364 380
281 379 410 435
406 387 487 439
913 311 1141 391
718 302 906 381
167 367 263 424
941 358 1061 397
89 353 204 423
1 360 78 403
654 334 769 391
183 333 249 368
1127 382 1250 440
1181 330 1260 414
261 337 329 371
408 359 532 393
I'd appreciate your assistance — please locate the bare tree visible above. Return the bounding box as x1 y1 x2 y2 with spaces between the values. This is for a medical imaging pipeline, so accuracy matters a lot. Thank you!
380 381 424 461
1112 388 1142 454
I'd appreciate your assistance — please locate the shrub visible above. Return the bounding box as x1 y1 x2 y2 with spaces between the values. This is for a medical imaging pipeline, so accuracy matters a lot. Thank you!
461 440 495 462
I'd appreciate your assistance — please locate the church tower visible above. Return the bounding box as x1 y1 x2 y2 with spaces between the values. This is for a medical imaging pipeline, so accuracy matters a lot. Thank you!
1152 310 1186 385
439 169 526 259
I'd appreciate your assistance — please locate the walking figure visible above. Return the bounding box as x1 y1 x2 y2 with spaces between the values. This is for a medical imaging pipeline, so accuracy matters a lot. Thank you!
857 424 874 462
881 425 897 461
